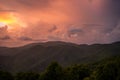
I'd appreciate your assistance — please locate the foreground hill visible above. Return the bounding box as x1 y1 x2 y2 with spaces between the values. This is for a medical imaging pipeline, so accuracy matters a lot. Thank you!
0 41 120 73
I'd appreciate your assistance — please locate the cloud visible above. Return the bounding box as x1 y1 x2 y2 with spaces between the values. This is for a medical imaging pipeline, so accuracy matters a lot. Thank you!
0 25 11 40
18 36 33 41
0 0 52 9
0 0 120 46
48 25 57 33
0 25 8 38
68 28 83 38
15 0 53 9
0 9 16 12
0 36 11 40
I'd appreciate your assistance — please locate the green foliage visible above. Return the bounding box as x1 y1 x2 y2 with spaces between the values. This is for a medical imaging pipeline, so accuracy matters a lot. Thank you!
64 64 91 80
40 62 63 80
89 56 120 80
0 71 14 80
0 56 120 80
15 72 39 80
95 62 117 80
1 41 120 74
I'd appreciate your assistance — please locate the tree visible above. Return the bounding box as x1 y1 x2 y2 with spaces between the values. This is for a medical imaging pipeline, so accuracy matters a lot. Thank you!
94 61 119 80
0 71 14 80
15 72 39 80
40 62 63 80
65 64 91 80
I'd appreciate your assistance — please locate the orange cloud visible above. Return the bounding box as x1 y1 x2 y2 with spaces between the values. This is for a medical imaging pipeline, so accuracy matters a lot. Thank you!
0 13 15 24
0 0 120 46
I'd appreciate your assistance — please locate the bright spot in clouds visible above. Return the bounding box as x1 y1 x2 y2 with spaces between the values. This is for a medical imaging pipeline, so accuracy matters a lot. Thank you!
0 22 6 27
0 0 120 47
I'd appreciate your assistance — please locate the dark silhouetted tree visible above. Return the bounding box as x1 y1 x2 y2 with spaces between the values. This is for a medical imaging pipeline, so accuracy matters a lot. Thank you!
40 62 63 80
93 58 120 80
15 72 39 80
0 71 14 80
64 64 90 80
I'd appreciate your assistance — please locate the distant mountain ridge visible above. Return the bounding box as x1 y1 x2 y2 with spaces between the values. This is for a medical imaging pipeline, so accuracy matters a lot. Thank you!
0 41 120 73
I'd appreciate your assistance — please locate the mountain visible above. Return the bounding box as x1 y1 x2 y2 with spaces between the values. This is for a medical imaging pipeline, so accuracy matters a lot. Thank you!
0 41 120 73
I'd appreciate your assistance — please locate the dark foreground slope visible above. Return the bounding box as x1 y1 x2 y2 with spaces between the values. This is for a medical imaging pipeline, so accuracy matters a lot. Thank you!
0 41 120 73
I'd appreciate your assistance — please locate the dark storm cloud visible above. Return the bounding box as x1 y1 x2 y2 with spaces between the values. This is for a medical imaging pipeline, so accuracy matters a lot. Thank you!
68 28 83 37
104 0 120 22
83 24 103 27
0 36 11 40
48 25 57 32
110 0 120 14
82 24 114 33
18 36 33 41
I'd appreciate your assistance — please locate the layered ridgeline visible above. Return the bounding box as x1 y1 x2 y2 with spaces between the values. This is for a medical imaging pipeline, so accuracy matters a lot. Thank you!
0 41 120 73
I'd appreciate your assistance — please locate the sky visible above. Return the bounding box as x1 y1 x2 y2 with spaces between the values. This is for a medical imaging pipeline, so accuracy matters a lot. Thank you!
0 0 120 47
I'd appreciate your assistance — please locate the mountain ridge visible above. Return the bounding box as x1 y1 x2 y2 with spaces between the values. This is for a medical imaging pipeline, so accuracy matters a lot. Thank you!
0 41 120 73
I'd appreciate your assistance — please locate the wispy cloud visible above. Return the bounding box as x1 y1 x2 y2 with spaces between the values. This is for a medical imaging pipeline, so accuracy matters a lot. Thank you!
0 9 16 12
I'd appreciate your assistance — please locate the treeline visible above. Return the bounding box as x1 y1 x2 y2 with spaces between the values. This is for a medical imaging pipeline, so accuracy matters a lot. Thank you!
0 56 120 80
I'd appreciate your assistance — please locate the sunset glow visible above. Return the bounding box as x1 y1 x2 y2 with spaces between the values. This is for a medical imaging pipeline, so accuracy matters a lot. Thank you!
0 22 6 27
0 0 120 47
0 13 15 24
0 12 27 32
0 1 120 79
